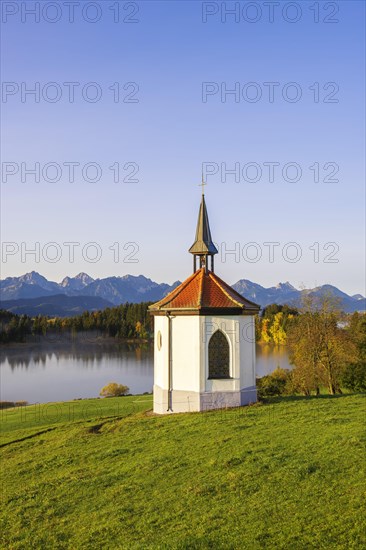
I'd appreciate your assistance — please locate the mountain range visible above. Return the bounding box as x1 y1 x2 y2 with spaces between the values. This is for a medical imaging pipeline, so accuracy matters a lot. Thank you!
0 271 364 316
232 280 365 314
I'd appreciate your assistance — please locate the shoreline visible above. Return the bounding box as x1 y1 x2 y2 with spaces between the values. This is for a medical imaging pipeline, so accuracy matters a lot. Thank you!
0 335 153 350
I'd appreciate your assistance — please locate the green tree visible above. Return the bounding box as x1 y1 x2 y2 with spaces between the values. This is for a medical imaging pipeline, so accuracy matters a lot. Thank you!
342 313 366 391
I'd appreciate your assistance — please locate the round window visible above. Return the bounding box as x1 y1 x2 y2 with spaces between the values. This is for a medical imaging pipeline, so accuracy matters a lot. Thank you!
157 330 162 350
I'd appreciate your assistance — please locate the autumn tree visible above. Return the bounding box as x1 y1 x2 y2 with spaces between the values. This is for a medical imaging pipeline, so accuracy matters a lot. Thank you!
257 304 298 344
269 312 287 345
260 318 271 343
287 294 356 395
287 311 322 395
100 382 130 397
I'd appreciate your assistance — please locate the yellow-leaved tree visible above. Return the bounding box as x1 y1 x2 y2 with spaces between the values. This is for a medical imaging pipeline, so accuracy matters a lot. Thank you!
260 318 271 343
269 312 287 345
100 382 129 397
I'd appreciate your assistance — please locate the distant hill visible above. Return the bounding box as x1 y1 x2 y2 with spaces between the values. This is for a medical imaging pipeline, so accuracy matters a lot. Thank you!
232 280 299 307
0 294 113 318
232 280 365 314
0 271 364 315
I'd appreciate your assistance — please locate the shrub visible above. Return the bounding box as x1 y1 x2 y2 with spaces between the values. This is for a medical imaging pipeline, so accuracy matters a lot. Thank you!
0 401 15 409
257 368 290 399
99 382 130 398
0 401 29 409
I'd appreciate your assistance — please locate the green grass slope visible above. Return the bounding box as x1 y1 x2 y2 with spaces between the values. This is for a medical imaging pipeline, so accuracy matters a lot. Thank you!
1 394 365 549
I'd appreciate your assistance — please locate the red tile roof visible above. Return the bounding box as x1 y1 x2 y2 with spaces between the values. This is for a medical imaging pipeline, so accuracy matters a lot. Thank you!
149 268 260 315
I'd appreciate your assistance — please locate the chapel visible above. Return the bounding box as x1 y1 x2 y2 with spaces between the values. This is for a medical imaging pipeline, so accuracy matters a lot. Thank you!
149 190 260 414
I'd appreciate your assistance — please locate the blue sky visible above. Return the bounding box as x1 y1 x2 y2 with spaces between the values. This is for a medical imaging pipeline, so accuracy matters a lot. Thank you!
1 0 365 294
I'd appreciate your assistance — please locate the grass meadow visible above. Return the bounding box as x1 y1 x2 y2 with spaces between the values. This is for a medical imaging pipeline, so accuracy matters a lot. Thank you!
1 394 365 549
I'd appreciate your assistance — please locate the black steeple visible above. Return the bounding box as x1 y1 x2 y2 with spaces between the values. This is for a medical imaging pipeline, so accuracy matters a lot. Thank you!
189 189 218 273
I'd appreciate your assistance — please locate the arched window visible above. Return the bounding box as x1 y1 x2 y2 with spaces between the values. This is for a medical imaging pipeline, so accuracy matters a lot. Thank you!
208 330 230 379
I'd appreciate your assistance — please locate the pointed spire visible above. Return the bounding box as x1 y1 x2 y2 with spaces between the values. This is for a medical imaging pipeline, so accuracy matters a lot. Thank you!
189 194 218 256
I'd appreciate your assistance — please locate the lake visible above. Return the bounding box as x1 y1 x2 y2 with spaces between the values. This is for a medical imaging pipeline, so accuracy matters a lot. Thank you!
0 340 291 404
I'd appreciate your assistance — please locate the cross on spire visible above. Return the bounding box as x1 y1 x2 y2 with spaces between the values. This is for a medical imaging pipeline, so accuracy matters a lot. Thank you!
199 174 206 195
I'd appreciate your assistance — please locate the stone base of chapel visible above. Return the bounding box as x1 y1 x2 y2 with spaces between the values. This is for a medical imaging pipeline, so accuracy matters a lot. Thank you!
153 384 257 415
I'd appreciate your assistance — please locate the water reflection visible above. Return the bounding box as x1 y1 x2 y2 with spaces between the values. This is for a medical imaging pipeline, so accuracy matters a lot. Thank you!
1 341 152 371
0 341 154 404
0 341 290 404
256 344 291 377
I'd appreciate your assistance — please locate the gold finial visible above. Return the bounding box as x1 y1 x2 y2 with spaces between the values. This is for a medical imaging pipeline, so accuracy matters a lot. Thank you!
199 173 206 195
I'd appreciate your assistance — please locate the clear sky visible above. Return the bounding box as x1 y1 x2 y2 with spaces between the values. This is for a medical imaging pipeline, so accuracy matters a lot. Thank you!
1 0 365 295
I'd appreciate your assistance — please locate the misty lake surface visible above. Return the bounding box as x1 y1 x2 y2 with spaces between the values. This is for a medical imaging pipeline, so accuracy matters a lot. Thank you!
0 341 291 404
